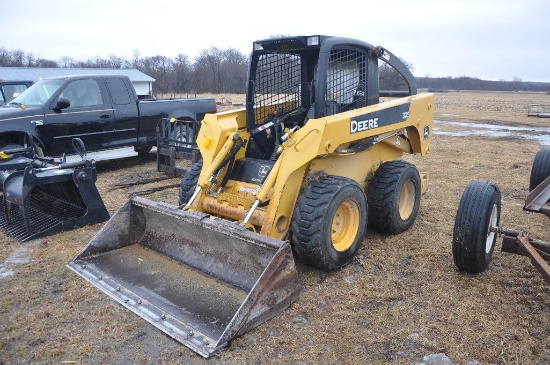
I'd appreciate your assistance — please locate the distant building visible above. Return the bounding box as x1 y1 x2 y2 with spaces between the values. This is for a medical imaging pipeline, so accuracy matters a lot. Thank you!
0 67 155 98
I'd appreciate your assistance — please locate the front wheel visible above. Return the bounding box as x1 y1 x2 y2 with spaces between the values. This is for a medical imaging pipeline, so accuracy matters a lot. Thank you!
291 175 368 271
452 180 501 274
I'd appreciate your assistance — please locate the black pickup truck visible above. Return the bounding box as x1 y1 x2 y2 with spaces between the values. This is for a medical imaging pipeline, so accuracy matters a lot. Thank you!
0 75 216 156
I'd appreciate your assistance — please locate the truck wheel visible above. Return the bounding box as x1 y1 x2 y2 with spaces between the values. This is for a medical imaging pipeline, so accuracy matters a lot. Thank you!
134 145 153 156
178 160 203 205
291 175 367 271
367 160 421 234
452 180 501 274
529 148 550 191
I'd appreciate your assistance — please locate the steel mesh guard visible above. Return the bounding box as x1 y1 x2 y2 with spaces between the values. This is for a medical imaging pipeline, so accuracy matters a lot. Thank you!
325 47 367 114
0 195 60 241
252 53 302 126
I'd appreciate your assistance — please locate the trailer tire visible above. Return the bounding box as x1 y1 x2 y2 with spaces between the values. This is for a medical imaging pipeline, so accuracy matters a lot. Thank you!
452 180 501 274
367 160 421 234
529 148 550 191
178 160 203 205
291 176 367 271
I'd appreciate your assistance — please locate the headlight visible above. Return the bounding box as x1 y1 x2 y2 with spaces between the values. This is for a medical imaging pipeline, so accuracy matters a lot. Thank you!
306 36 320 47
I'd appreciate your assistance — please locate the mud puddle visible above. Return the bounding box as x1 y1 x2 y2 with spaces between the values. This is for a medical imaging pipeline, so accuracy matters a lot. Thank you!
0 246 32 278
434 120 550 146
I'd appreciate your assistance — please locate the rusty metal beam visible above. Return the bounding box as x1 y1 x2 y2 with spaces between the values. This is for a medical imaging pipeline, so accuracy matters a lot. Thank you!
524 175 550 217
502 235 550 285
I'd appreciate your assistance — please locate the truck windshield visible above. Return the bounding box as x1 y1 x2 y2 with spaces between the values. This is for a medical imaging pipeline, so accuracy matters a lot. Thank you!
8 79 64 107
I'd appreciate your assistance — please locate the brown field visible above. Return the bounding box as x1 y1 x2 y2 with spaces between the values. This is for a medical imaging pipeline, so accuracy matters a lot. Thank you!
1 91 549 365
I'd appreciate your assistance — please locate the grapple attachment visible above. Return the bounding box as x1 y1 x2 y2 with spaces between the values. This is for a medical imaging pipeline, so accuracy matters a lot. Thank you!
68 196 301 358
0 141 109 241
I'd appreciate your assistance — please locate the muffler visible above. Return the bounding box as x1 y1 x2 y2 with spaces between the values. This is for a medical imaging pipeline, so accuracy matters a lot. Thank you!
68 196 301 358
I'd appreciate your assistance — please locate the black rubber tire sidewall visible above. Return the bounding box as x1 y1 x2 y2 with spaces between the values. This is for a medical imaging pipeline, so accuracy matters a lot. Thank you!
291 175 368 271
367 160 421 234
178 160 203 205
134 145 153 156
529 148 550 191
452 180 501 274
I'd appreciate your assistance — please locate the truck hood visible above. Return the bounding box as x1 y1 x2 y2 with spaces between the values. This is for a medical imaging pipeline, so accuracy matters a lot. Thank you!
0 105 46 122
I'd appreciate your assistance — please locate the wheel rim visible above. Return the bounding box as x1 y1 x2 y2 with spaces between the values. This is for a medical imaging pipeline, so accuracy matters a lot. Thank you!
331 199 360 252
398 180 416 221
485 203 498 253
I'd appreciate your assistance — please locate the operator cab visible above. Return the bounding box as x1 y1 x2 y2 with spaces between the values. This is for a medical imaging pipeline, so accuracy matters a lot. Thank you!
244 35 387 160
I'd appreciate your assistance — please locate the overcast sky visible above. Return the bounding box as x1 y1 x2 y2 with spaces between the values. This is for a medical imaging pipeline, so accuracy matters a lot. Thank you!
2 0 550 82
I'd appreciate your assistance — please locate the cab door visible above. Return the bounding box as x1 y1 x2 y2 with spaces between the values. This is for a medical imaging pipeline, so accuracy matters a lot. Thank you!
42 78 115 155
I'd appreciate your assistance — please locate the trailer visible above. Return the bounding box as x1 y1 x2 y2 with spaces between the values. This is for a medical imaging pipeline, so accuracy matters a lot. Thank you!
452 148 550 284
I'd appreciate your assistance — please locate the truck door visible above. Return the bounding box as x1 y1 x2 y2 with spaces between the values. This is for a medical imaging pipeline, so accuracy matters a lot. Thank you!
42 78 115 155
104 76 140 148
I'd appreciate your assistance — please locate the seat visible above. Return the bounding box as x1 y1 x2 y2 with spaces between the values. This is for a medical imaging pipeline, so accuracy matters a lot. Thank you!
78 83 101 106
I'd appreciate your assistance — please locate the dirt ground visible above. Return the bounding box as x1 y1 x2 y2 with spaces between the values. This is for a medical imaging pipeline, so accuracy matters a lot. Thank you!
1 91 549 365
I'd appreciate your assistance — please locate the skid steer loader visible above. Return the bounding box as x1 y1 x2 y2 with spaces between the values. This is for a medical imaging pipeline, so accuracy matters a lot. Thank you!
68 35 435 358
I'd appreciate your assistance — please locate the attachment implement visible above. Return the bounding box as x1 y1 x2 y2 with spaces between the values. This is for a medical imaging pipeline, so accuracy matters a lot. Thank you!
0 139 109 241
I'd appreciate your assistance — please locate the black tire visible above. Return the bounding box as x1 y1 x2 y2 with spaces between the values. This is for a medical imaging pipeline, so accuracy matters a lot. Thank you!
529 148 550 191
291 176 368 271
178 160 203 205
134 145 153 156
367 160 421 234
452 180 501 274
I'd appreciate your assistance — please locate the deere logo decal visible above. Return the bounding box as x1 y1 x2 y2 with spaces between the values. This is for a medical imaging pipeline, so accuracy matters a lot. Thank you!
351 118 379 133
350 102 411 134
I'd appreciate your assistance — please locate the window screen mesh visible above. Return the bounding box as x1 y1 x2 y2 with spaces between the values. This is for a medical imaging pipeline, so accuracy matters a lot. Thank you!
252 53 302 126
326 47 367 114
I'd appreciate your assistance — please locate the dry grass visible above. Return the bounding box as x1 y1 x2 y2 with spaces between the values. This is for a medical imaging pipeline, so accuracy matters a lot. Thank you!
0 91 549 365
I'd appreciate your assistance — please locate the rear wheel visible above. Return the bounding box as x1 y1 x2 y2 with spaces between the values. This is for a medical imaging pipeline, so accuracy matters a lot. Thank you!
291 176 367 270
452 180 501 274
367 160 421 234
529 148 550 191
178 160 203 205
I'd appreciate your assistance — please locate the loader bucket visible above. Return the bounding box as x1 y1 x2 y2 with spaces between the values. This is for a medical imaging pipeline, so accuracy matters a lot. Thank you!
68 196 301 358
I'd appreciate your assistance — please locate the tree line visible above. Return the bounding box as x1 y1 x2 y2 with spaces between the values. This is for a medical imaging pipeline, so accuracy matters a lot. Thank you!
417 76 550 93
0 46 249 95
1 46 548 94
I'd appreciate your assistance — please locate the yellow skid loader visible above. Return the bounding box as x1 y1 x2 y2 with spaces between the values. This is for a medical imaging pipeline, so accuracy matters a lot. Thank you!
68 35 434 358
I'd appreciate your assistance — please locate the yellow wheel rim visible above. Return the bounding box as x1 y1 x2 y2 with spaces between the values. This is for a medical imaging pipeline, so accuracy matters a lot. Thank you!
331 199 360 252
399 180 416 221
